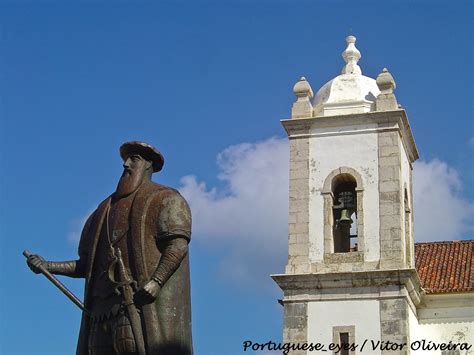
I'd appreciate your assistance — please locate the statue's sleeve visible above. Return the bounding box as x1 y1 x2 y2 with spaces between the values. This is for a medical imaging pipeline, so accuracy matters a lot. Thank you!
156 190 192 242
47 212 95 278
151 190 191 286
76 212 95 272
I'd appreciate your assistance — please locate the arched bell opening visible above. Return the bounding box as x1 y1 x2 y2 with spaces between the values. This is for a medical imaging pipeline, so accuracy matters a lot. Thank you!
332 174 358 253
322 167 364 257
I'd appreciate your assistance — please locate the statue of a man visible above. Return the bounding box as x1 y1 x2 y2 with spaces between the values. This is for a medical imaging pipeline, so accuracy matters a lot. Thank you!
27 141 193 355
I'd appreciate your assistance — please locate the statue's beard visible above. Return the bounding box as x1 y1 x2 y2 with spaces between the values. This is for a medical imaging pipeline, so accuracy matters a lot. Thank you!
115 168 145 198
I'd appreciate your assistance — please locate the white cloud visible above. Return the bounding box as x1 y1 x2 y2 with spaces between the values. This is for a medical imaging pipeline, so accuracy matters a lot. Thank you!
179 137 289 288
180 137 474 288
67 212 91 244
413 159 474 241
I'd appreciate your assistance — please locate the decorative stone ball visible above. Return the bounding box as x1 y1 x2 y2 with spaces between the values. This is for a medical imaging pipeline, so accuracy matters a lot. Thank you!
376 68 396 94
293 77 313 98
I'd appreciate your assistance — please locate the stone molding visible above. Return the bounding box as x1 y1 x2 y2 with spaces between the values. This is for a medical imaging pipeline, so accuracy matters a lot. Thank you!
272 269 423 308
281 109 418 163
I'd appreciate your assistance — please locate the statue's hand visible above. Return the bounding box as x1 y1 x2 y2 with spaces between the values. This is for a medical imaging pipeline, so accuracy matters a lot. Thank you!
134 280 161 305
27 254 47 274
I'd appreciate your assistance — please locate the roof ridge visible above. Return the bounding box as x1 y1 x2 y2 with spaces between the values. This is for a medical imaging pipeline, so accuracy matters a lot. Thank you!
415 240 473 245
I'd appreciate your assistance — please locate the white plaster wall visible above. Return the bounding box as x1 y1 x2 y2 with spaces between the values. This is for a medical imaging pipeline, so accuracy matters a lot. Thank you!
308 299 381 354
308 123 380 262
409 307 474 354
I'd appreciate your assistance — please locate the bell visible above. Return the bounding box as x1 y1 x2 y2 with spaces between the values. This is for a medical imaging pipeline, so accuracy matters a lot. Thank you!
338 209 353 226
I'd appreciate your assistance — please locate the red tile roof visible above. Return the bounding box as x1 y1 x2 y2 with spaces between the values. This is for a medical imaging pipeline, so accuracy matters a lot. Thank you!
415 240 473 294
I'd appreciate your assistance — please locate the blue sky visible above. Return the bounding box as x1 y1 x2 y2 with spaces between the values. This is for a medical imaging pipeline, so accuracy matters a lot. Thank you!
0 1 473 354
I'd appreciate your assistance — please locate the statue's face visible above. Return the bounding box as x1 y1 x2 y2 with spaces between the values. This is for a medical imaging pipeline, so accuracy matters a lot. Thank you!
115 154 152 197
122 154 151 176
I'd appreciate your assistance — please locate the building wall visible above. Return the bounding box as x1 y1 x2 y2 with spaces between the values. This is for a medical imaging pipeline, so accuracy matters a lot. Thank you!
307 299 381 354
409 305 474 355
308 123 380 263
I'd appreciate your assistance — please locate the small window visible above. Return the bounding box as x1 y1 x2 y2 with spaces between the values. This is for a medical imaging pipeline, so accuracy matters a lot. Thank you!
339 332 350 355
332 326 355 355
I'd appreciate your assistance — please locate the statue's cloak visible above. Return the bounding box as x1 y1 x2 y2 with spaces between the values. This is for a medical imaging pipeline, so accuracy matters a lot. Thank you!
76 180 193 355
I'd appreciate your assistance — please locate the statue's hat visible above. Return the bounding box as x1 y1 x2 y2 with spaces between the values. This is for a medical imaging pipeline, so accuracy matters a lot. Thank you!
120 141 165 172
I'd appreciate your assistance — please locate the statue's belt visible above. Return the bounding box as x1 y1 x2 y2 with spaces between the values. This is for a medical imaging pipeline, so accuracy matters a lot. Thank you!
90 301 123 322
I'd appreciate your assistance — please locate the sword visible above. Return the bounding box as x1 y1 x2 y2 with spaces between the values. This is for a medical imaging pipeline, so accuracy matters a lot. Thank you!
113 248 146 355
23 250 89 315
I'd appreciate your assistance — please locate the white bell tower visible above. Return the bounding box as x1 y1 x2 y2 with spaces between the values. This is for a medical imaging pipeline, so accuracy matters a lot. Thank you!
273 36 421 354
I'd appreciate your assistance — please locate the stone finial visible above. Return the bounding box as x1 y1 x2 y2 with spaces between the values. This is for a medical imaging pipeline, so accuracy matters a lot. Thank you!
292 76 313 119
375 68 398 111
293 76 314 99
376 68 396 94
341 35 362 75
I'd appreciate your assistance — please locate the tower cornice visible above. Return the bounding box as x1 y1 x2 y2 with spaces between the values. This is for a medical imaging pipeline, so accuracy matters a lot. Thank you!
281 109 419 164
272 268 423 311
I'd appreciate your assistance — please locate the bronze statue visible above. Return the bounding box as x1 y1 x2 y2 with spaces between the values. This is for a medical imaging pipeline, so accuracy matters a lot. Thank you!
26 141 193 355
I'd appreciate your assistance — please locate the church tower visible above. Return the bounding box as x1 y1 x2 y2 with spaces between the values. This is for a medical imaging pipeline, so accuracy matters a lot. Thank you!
272 36 421 354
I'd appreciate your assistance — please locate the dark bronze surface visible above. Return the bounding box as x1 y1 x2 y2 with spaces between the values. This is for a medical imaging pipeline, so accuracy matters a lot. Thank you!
23 250 89 314
114 248 146 355
25 141 193 355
